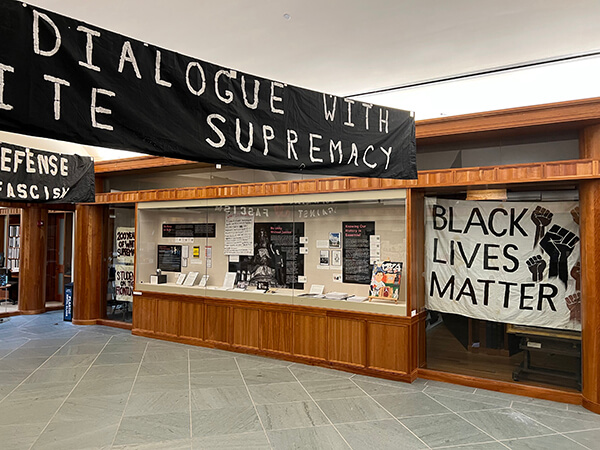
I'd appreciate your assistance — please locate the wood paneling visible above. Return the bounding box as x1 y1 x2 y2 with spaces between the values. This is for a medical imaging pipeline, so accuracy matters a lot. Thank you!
19 207 47 313
293 314 327 360
407 190 425 314
260 310 293 354
232 307 260 349
579 124 600 415
327 317 366 366
368 322 409 373
133 297 156 332
155 299 180 335
205 304 230 344
73 204 106 321
179 301 204 339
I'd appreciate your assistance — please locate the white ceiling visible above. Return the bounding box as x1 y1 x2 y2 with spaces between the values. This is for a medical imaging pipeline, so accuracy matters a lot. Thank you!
6 0 600 159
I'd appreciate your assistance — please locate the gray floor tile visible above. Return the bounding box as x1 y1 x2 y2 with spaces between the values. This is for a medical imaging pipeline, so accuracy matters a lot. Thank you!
5 380 75 401
80 363 140 380
132 374 190 393
316 396 391 424
501 433 588 449
32 418 119 450
191 386 253 410
54 343 106 356
426 392 506 413
424 387 513 408
0 356 49 371
192 431 270 449
0 369 31 385
459 408 556 440
190 371 245 389
114 412 191 446
0 422 46 450
288 364 351 382
53 393 128 422
401 412 494 447
352 378 422 396
139 360 189 376
143 348 191 362
125 390 190 416
301 378 367 400
267 425 350 450
248 381 311 404
442 443 509 449
236 355 292 371
41 354 96 368
373 392 452 418
113 438 192 449
3 347 60 359
70 377 135 398
190 357 239 373
241 367 297 385
101 342 149 354
192 406 263 437
336 419 427 450
0 397 64 425
257 401 329 430
563 429 600 449
94 351 144 365
511 406 600 433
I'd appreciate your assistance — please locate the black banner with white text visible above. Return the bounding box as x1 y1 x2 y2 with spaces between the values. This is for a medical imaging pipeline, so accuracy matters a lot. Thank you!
0 2 416 179
0 141 94 203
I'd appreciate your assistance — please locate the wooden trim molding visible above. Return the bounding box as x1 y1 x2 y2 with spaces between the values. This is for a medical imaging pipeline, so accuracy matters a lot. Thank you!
418 368 582 405
416 97 600 141
93 159 598 205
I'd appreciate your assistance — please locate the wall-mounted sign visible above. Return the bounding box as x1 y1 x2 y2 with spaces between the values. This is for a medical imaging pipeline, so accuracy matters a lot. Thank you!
0 142 94 203
425 198 581 331
162 223 216 238
0 3 416 180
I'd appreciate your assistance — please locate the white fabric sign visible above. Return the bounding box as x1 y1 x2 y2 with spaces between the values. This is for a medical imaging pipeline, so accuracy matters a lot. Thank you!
115 264 134 302
425 198 581 330
116 227 135 264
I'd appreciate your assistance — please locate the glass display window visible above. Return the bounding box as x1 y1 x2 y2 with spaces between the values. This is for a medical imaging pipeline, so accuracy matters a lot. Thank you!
136 189 408 316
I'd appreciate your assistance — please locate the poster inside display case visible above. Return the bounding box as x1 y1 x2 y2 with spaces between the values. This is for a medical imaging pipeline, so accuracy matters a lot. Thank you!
136 190 408 315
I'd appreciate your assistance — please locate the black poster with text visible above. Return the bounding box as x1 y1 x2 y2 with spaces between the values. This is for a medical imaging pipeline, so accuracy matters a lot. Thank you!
0 141 94 203
342 221 375 284
0 3 416 180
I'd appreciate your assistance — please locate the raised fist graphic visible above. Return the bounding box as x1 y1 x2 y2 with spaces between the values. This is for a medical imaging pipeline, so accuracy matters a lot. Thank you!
539 225 579 287
565 292 581 322
570 206 580 225
526 255 546 282
570 261 581 291
531 206 553 249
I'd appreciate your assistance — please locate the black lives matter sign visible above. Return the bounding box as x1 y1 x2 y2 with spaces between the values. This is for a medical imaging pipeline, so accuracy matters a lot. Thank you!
0 3 416 180
425 198 581 331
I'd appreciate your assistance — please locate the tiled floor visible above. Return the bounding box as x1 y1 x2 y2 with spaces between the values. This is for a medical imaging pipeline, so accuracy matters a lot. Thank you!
0 312 598 450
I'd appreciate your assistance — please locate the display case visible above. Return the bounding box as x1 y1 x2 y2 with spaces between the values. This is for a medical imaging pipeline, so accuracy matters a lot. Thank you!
136 189 408 316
